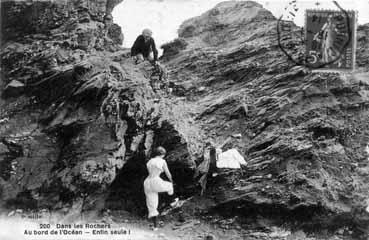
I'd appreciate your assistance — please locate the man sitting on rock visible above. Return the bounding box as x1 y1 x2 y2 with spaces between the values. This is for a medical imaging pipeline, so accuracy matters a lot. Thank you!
131 28 158 65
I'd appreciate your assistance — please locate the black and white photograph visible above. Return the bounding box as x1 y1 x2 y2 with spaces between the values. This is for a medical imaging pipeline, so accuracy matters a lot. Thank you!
0 0 369 239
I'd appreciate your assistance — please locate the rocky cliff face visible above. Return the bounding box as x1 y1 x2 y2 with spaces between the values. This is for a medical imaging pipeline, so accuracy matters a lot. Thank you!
1 0 369 237
162 0 369 235
0 0 196 215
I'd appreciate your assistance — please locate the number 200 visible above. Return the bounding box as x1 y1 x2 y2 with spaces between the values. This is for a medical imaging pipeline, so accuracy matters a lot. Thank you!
40 224 50 229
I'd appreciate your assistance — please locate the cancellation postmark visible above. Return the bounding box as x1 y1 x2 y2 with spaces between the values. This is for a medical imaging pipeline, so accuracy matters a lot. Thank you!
277 1 357 71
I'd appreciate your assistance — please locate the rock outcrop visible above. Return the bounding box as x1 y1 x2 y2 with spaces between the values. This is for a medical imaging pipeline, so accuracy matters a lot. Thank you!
162 0 369 236
0 0 197 215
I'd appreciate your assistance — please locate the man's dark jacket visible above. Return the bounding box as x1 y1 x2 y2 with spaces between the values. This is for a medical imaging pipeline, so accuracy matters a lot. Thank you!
131 35 158 61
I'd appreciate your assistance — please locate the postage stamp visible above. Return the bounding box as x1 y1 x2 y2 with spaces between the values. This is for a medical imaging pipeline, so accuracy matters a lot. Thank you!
305 9 357 71
277 1 358 72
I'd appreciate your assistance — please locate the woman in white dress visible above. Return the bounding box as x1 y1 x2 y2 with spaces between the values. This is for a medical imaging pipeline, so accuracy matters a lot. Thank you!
144 146 174 230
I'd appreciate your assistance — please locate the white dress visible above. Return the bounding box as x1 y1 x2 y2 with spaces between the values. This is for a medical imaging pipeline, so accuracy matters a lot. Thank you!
144 157 173 218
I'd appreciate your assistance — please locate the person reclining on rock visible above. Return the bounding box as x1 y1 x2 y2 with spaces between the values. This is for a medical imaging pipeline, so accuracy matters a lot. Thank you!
131 28 158 65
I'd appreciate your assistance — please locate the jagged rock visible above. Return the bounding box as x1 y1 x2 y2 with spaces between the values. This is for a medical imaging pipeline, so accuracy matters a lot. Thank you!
162 0 369 235
107 23 124 45
161 38 188 60
178 1 275 47
0 0 195 213
1 1 369 238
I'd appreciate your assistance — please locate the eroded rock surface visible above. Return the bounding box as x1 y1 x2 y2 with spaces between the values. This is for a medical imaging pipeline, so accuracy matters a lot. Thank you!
1 0 369 238
0 0 197 215
162 1 369 236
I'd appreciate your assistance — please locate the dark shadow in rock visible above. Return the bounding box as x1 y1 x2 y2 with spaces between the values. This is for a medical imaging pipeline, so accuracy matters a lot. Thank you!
105 152 148 216
105 120 196 216
5 190 38 210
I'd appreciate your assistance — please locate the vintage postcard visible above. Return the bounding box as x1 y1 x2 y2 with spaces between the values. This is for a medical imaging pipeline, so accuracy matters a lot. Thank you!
1 1 368 240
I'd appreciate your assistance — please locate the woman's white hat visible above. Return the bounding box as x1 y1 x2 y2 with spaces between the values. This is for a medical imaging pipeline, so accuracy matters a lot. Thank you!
142 28 153 37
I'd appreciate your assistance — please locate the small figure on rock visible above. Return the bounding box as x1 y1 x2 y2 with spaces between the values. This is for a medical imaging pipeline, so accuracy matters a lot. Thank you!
131 28 158 65
144 146 178 231
194 142 221 196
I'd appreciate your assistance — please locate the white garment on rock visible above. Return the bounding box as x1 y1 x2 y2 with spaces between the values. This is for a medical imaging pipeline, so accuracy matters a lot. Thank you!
144 157 173 218
216 148 247 169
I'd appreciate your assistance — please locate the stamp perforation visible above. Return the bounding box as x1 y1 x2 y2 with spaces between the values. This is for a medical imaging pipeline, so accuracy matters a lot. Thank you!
277 1 358 71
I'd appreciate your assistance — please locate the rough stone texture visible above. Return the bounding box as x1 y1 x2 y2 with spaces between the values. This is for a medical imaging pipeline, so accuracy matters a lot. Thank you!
163 1 369 236
178 1 275 47
1 0 369 238
0 0 196 214
161 38 188 61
